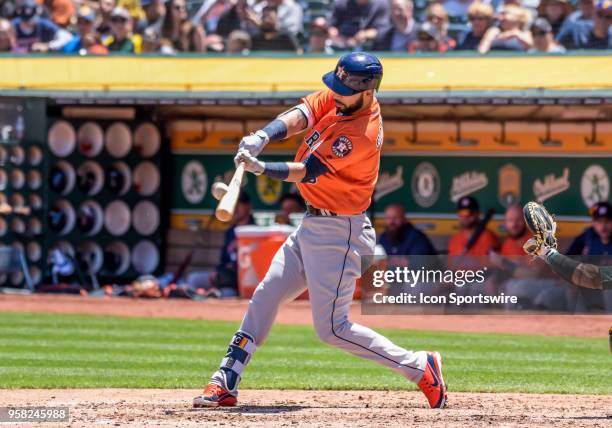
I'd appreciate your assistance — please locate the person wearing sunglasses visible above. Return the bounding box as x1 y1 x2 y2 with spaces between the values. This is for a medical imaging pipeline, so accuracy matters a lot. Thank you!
561 0 612 49
63 5 109 54
478 4 533 53
455 2 494 50
104 6 143 52
424 3 455 49
528 17 566 52
408 21 450 52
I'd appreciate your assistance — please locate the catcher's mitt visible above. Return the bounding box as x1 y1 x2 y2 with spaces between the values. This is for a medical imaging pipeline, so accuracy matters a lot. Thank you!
522 201 557 258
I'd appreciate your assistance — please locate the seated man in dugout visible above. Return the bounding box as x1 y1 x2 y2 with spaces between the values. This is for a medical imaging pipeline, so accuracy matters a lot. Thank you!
493 204 568 311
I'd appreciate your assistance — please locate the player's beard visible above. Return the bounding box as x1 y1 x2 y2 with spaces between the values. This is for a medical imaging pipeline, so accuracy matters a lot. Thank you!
335 94 364 115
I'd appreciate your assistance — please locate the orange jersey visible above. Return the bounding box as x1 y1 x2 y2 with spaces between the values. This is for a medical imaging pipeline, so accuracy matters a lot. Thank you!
448 229 501 256
500 230 531 257
295 89 383 215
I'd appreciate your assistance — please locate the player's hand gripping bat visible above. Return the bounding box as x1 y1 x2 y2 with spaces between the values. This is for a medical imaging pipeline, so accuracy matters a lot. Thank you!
214 163 245 222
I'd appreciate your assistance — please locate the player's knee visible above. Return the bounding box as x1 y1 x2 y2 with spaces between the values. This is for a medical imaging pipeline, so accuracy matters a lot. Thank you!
313 319 350 347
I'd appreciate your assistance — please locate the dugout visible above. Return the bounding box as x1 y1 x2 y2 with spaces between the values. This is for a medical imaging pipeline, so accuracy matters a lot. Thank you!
0 52 611 288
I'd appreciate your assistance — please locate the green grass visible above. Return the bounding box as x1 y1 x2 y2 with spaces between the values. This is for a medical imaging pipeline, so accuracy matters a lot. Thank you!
0 312 609 394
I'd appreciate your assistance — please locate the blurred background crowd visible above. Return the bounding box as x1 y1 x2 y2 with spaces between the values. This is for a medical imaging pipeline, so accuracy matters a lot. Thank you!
0 0 610 54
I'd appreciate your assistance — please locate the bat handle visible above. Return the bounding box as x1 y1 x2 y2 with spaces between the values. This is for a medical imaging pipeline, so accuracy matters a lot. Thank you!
215 163 245 222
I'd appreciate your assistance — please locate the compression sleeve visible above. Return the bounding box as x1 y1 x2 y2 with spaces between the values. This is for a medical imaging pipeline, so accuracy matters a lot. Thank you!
545 251 604 290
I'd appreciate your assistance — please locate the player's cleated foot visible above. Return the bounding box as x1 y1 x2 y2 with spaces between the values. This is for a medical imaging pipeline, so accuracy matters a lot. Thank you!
193 383 237 408
417 351 447 409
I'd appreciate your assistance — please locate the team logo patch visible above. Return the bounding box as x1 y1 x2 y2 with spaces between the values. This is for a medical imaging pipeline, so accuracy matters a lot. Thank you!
332 136 353 158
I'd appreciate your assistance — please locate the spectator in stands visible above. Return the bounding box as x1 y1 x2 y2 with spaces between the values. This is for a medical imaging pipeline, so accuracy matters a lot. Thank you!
251 5 301 52
276 192 305 225
561 0 612 49
529 17 566 51
160 0 205 52
104 6 142 52
63 5 109 54
0 18 16 51
379 203 437 256
214 0 259 38
192 0 233 35
226 29 251 53
538 0 572 36
408 21 451 52
253 0 302 36
500 204 531 256
566 201 612 311
425 3 457 50
375 0 416 51
329 0 391 50
455 2 494 50
215 191 255 294
0 0 15 19
41 0 75 28
556 0 595 47
425 3 456 49
12 0 72 52
137 0 165 40
448 196 500 256
307 16 333 53
96 0 117 39
478 4 533 52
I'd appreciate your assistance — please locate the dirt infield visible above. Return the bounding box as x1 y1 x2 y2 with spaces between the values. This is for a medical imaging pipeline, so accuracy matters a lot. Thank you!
3 389 611 427
0 293 610 338
2 294 611 427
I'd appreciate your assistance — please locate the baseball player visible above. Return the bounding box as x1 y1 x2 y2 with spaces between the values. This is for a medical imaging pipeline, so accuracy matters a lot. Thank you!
523 201 612 291
193 52 447 409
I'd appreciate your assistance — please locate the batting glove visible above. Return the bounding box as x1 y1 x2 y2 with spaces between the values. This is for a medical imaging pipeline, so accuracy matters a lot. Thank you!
239 131 269 157
234 149 264 175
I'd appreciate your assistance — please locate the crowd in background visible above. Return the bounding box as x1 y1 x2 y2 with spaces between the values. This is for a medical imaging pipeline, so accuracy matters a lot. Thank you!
0 0 610 54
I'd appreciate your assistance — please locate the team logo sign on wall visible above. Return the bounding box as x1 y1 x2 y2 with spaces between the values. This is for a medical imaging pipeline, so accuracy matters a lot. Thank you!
181 160 207 204
412 162 440 208
450 171 488 203
533 168 570 203
498 164 521 207
256 175 282 205
581 164 610 208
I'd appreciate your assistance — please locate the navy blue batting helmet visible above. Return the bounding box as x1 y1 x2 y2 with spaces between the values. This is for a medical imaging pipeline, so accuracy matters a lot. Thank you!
322 52 383 96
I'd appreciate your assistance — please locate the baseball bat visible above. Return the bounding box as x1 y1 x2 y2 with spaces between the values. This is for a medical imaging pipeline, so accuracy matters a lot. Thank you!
215 163 245 222
462 208 495 255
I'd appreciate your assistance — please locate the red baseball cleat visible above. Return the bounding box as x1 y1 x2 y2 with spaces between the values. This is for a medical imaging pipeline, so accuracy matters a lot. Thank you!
193 383 237 408
417 351 447 409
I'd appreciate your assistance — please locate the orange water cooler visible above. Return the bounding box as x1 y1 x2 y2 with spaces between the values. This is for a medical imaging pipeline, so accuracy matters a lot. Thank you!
235 225 295 298
235 224 362 300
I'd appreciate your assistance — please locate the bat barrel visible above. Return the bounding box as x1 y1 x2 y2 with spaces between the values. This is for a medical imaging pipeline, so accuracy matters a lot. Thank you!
215 163 245 222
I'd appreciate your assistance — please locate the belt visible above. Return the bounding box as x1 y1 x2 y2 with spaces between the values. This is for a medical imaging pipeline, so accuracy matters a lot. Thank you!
306 205 338 217
305 205 365 217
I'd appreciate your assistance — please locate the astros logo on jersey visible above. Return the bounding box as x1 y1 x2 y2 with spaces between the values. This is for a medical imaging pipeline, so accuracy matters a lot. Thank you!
332 136 353 157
